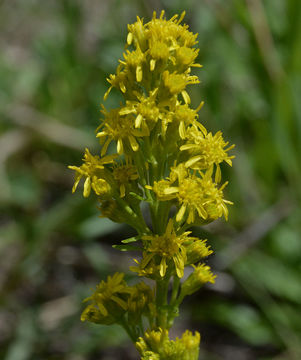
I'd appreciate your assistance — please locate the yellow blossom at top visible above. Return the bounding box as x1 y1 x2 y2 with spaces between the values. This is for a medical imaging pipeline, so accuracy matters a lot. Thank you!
99 10 205 157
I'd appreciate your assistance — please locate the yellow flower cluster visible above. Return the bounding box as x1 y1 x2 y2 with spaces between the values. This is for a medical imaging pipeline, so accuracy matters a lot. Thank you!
81 273 154 328
70 11 234 358
69 10 234 232
130 219 212 279
136 327 200 360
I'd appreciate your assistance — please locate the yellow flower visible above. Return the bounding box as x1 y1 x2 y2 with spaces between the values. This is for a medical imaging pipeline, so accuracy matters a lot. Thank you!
127 282 155 325
136 328 200 360
151 167 233 224
68 148 116 197
127 16 146 49
130 256 160 279
121 46 145 82
146 179 175 201
96 107 147 155
81 272 132 325
104 64 127 100
171 102 204 139
69 12 234 355
176 46 200 67
119 89 161 132
104 10 201 103
140 219 187 278
149 40 170 71
112 157 139 197
181 264 216 297
162 70 199 104
146 11 198 49
179 330 201 359
185 238 213 265
199 169 233 221
170 173 208 223
181 126 235 182
138 328 168 354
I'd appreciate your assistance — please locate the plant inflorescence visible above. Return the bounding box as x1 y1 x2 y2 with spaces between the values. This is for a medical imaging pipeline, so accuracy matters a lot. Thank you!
69 10 234 360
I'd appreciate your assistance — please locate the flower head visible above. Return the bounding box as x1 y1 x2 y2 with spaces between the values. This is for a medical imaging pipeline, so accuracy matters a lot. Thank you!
104 10 201 106
119 89 161 133
81 272 132 325
97 107 147 155
112 157 139 197
135 220 187 278
181 264 216 297
181 126 235 182
136 328 200 360
127 282 155 325
150 167 233 224
185 238 213 265
68 148 116 197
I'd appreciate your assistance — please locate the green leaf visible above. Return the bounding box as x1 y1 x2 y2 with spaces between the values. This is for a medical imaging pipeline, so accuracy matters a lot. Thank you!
121 236 140 244
129 192 145 201
112 244 141 252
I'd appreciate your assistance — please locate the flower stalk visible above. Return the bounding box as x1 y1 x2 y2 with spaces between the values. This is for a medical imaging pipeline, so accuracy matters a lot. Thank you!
69 10 234 360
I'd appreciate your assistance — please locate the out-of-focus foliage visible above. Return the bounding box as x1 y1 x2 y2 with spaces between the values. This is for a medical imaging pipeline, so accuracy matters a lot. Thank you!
0 0 300 359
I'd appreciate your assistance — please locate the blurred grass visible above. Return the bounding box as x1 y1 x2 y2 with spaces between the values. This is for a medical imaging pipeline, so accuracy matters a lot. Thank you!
0 0 300 359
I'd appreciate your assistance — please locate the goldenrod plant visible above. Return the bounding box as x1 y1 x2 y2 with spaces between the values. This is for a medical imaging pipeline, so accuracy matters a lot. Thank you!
69 11 234 360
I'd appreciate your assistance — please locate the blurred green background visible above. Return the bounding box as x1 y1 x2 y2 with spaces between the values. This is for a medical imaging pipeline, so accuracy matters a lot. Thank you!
0 0 300 359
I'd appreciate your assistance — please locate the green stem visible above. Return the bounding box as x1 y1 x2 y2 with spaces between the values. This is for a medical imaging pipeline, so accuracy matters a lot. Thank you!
157 201 172 233
167 276 181 328
155 276 170 328
132 149 153 203
170 276 180 305
139 318 144 337
116 197 149 234
119 317 137 343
